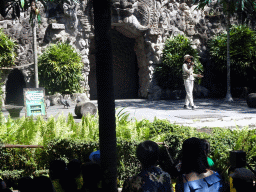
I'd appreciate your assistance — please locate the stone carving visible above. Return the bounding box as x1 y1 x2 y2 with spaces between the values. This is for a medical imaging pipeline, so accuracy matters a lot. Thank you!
19 21 32 45
63 0 78 30
112 0 151 31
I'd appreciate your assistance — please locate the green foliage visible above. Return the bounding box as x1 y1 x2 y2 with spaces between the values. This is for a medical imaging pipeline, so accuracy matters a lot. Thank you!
38 42 83 94
208 25 256 92
1 112 256 188
155 35 204 90
0 28 17 67
0 28 17 109
208 25 256 72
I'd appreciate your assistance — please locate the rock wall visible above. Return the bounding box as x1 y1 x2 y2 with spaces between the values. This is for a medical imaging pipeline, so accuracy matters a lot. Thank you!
0 0 239 100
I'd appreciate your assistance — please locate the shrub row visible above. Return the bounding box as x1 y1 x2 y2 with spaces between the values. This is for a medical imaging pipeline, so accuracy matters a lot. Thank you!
1 120 256 188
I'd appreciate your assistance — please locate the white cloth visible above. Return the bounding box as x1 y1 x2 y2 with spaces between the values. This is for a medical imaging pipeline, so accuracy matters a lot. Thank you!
184 79 194 106
182 63 197 80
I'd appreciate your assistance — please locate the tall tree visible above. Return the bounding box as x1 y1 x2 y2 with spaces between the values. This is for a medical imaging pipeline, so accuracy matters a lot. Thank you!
193 0 256 101
93 0 117 191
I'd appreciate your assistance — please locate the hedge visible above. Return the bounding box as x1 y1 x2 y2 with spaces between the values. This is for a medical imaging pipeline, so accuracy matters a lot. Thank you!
0 118 256 188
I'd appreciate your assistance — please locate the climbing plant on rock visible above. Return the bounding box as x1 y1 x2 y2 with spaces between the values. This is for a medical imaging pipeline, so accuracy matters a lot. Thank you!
0 28 17 67
155 34 203 90
38 42 83 94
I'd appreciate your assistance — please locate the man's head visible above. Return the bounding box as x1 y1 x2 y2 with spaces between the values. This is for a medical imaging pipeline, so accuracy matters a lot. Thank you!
184 54 193 63
136 140 159 168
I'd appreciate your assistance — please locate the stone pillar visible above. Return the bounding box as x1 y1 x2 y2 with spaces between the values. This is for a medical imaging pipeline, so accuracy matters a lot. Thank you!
76 0 92 99
144 29 165 100
78 14 92 99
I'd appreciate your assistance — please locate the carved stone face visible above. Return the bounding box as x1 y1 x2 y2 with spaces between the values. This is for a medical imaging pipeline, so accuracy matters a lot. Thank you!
63 3 70 16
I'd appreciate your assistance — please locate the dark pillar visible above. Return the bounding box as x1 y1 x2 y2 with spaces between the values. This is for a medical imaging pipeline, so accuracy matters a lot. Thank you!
92 0 117 191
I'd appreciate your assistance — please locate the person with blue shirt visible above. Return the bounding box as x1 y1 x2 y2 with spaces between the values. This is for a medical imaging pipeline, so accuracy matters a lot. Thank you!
176 137 224 192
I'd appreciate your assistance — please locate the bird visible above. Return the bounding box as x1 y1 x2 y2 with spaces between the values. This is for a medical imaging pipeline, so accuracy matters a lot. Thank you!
59 95 71 108
45 98 51 109
77 96 82 103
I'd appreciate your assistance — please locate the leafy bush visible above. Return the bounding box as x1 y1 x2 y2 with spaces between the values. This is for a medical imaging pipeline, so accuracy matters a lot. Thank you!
0 28 17 68
0 28 18 108
38 42 83 94
155 34 204 90
39 138 140 187
208 25 256 95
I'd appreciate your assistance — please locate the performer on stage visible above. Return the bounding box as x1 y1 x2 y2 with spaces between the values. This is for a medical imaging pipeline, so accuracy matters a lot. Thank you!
182 55 203 110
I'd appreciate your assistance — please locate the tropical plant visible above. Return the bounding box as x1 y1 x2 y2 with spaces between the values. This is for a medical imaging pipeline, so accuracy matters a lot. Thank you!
38 42 83 94
155 34 204 90
208 25 256 94
0 28 18 108
193 0 256 101
0 28 18 68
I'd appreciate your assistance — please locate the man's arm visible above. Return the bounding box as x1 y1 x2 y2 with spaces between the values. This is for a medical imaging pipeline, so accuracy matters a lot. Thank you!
182 64 192 75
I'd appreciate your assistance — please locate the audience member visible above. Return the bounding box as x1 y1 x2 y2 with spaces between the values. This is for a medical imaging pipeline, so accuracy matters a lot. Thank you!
33 176 56 192
49 159 67 192
58 160 83 192
176 137 224 192
67 159 82 178
0 178 12 192
201 139 214 167
49 159 67 180
67 159 83 189
0 179 6 191
79 162 102 192
230 168 255 192
89 150 100 164
17 176 33 192
122 140 173 192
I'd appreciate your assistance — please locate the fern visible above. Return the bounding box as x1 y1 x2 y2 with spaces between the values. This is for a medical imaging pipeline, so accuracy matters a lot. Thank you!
80 116 86 139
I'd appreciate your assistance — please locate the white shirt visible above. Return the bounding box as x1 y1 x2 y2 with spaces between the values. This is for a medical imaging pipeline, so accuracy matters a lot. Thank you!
182 63 198 81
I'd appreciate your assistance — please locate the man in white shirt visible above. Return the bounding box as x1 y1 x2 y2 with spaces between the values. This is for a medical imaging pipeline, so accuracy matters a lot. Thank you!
182 54 203 110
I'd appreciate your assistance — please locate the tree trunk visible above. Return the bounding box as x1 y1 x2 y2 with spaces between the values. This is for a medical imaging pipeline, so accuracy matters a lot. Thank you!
225 12 233 102
32 3 39 88
93 0 117 192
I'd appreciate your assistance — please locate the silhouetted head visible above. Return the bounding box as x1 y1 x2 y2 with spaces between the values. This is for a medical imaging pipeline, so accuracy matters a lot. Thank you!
17 176 33 192
136 140 159 168
181 137 209 174
67 159 82 178
81 162 102 189
49 159 67 180
33 176 55 192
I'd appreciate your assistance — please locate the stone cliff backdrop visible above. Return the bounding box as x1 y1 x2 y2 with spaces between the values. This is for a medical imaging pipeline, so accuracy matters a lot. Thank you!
0 0 241 101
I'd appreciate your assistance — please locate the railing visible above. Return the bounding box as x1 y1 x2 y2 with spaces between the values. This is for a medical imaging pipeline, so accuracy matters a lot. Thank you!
2 144 43 148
